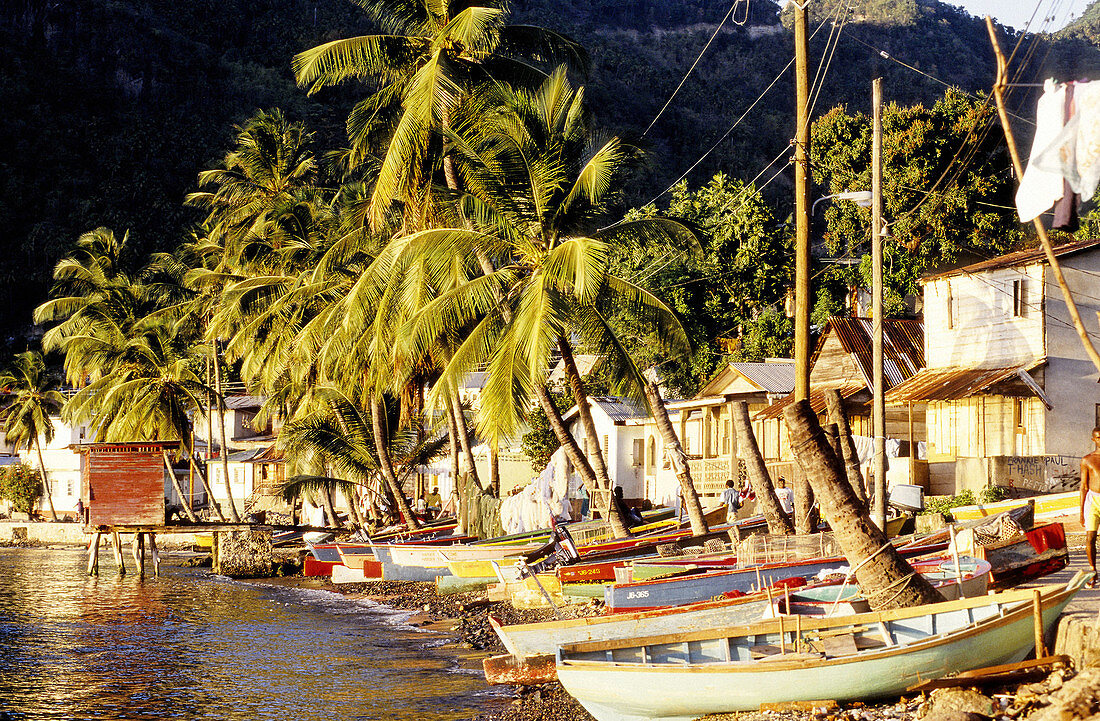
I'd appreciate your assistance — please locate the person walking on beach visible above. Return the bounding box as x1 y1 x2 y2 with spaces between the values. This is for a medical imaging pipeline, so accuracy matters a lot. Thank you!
1080 426 1100 584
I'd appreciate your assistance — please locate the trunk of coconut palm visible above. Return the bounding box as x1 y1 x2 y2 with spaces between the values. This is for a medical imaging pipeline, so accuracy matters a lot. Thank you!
825 389 868 505
783 400 942 609
449 392 482 490
370 395 419 530
793 472 817 534
643 379 708 536
33 437 57 521
557 338 631 538
445 394 461 517
162 450 199 522
489 439 500 498
731 402 793 535
533 381 600 491
345 484 364 529
212 341 240 522
187 455 226 522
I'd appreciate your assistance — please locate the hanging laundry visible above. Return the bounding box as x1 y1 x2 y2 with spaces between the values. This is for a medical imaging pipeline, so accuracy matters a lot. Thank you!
1053 83 1080 232
1032 80 1100 203
1016 79 1066 222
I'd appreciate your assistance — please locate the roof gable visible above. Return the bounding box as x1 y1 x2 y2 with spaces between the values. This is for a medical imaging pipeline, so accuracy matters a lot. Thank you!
923 238 1100 282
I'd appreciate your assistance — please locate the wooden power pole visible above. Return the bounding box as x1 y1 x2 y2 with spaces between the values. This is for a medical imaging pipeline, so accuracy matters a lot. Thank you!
793 1 812 402
871 77 887 530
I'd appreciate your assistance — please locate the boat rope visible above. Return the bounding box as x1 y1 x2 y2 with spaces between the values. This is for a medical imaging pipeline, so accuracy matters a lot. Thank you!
862 571 918 608
828 539 895 616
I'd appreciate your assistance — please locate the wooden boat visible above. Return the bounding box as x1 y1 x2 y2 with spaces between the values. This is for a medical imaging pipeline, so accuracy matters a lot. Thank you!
604 557 841 612
977 522 1068 589
555 572 1091 721
950 491 1077 522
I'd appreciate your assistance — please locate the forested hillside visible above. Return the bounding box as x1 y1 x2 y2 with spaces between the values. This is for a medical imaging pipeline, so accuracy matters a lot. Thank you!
2 0 1099 346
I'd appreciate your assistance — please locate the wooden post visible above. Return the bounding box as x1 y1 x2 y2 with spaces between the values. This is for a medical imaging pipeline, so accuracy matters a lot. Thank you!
907 402 915 486
131 532 143 577
793 0 812 401
111 530 126 576
87 532 102 576
1033 589 1047 658
985 17 1100 377
148 533 160 578
872 76 887 532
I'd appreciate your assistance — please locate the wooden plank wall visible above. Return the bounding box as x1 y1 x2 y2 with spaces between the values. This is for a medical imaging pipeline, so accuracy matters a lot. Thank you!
86 446 166 526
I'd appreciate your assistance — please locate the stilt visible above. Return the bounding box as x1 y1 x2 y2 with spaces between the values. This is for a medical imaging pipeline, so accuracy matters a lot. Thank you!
131 533 143 577
148 533 160 578
111 530 126 576
87 532 102 576
139 533 146 576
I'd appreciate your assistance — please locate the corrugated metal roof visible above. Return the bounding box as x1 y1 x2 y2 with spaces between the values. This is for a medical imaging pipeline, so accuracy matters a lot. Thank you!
923 238 1100 282
728 361 796 394
753 382 867 420
460 372 488 390
823 317 925 389
591 396 649 423
225 395 265 410
227 446 284 463
884 359 1047 404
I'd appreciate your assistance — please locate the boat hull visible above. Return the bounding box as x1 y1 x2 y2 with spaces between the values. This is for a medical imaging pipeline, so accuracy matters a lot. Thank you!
558 576 1086 721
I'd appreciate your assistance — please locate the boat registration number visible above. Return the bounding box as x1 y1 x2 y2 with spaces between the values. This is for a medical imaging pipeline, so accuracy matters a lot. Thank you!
626 590 649 599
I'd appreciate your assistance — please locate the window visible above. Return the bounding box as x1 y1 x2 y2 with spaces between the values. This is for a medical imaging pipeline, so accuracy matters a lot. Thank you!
722 420 730 455
66 478 74 496
632 438 643 467
1014 398 1027 433
647 437 656 471
603 434 609 457
1013 279 1028 317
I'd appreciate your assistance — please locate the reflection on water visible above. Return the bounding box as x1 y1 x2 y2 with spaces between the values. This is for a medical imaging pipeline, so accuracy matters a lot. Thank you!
0 549 501 720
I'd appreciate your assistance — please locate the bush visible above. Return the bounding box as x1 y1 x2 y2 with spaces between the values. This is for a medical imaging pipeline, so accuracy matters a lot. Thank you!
0 463 42 515
921 484 1009 520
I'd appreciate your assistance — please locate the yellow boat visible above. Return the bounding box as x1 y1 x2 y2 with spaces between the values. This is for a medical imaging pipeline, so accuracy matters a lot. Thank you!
950 490 1077 522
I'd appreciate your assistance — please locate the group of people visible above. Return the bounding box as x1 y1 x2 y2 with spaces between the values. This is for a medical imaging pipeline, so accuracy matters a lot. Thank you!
721 477 794 524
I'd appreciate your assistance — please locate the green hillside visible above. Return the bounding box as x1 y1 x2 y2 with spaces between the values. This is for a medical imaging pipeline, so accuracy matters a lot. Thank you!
1 0 1098 345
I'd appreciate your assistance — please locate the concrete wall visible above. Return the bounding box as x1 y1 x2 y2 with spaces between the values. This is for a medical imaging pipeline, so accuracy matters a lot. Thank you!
0 520 202 546
1044 257 1100 459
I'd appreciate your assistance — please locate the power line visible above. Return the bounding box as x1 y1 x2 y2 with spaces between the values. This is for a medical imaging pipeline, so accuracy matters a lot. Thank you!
642 0 747 137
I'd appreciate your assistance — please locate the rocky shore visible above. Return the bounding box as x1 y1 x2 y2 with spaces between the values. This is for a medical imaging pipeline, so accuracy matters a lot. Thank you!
322 577 1100 721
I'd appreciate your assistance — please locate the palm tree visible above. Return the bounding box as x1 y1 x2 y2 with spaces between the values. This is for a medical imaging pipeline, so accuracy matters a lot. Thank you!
0 352 64 521
292 0 587 232
397 70 707 535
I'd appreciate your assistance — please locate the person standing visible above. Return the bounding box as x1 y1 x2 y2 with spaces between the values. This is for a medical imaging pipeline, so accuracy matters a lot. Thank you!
774 477 794 516
721 480 741 524
1079 426 1100 585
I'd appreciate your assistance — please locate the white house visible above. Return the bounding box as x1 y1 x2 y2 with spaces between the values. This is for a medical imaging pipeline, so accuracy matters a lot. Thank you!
16 416 90 519
560 396 649 504
886 238 1100 495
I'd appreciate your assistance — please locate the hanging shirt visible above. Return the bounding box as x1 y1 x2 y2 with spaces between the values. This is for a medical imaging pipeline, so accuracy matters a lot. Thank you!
1016 79 1066 222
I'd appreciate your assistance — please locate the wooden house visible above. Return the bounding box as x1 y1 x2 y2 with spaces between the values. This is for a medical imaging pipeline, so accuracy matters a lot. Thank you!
886 238 1100 496
755 318 927 488
78 442 178 527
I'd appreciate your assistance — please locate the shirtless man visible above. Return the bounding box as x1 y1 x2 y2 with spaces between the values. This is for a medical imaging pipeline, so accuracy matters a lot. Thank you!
1080 425 1100 582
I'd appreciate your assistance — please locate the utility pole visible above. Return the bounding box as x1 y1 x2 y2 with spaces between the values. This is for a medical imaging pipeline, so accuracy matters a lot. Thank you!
872 77 887 530
793 1 812 402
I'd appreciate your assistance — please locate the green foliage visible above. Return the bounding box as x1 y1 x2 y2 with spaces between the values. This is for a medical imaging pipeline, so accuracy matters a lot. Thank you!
922 489 976 517
615 173 790 396
0 464 43 515
978 484 1009 504
811 90 1024 317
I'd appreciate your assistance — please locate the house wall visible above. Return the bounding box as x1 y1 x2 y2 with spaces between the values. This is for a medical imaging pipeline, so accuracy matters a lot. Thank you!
1044 257 1100 458
923 265 1045 369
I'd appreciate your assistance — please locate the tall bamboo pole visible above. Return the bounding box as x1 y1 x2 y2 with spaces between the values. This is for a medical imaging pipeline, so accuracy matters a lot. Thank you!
985 17 1100 376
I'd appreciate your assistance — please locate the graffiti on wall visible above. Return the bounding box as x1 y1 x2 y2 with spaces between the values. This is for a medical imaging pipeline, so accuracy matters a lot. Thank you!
998 455 1081 493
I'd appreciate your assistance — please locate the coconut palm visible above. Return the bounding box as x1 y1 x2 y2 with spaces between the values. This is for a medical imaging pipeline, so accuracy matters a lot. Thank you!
0 352 65 521
292 0 587 232
396 70 706 535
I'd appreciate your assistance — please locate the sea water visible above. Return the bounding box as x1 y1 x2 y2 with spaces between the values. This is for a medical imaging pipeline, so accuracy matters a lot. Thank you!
0 548 502 720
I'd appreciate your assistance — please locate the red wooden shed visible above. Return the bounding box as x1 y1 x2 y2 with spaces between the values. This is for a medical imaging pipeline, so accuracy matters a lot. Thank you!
78 442 179 527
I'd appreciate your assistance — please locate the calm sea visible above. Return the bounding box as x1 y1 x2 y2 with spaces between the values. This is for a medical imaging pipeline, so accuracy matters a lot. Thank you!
0 548 503 720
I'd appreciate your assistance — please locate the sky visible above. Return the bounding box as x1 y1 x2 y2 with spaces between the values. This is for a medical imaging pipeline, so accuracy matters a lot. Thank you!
943 0 1091 33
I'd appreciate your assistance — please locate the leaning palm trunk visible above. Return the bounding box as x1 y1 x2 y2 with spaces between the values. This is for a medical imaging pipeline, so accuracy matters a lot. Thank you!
731 402 793 535
370 396 419 530
162 450 199 522
445 396 463 521
783 400 942 610
449 392 482 490
557 338 631 538
825 389 868 505
212 344 240 522
643 379 708 536
793 474 817 534
33 437 58 521
188 455 226 522
532 382 601 500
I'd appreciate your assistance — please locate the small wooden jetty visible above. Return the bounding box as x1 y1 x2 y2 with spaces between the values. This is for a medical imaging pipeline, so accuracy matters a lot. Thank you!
76 441 345 578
